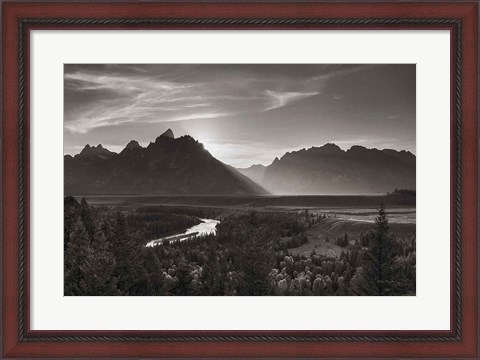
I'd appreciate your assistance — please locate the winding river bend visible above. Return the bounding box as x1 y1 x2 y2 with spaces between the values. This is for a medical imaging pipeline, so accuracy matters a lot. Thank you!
146 218 220 248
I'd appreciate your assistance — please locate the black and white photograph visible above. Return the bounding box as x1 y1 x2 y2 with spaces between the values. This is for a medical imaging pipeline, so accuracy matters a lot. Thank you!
64 64 416 296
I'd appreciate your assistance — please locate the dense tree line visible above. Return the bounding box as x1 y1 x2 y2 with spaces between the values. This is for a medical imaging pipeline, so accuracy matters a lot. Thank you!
390 189 416 196
64 197 415 296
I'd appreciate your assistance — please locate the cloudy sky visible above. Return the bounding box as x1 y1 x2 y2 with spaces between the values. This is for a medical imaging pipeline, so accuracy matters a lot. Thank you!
64 64 415 168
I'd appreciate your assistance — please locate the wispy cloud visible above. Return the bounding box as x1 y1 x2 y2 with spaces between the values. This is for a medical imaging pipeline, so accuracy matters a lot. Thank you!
64 70 235 133
64 72 187 93
332 93 344 101
65 65 377 133
263 90 319 111
260 65 375 111
163 112 231 123
65 110 232 134
306 64 376 83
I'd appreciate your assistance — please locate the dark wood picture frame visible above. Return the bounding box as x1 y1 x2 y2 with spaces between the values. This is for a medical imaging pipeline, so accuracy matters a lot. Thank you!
1 1 478 358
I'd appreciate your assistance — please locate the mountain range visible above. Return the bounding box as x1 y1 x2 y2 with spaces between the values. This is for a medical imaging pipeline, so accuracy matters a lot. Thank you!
64 130 266 196
65 130 415 196
237 143 416 194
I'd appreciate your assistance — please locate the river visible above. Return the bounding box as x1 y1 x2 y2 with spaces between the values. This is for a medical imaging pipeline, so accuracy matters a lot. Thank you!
146 218 220 247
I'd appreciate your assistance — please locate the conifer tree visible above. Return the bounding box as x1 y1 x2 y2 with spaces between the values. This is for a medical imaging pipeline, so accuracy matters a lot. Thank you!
239 233 275 296
111 213 143 294
350 203 396 295
64 217 90 295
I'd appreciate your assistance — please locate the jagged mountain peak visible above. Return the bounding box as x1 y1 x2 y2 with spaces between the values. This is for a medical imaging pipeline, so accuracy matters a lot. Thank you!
65 132 268 196
348 145 369 152
160 128 174 139
78 144 115 158
154 129 176 144
310 143 344 155
123 140 142 152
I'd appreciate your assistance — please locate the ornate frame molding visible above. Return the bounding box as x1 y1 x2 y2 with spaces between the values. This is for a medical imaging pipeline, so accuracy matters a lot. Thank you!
16 17 462 343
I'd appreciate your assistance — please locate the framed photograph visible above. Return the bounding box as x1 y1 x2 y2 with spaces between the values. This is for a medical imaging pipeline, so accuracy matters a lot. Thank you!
2 1 478 358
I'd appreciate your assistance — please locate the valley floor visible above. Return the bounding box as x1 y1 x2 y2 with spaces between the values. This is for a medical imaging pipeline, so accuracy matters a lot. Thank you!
78 195 415 258
64 195 416 296
291 215 415 258
77 193 416 210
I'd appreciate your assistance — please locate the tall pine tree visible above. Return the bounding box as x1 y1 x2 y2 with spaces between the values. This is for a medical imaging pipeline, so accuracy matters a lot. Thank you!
350 203 396 295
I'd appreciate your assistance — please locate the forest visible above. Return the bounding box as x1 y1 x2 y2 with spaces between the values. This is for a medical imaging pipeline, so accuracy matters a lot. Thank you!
64 196 416 296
